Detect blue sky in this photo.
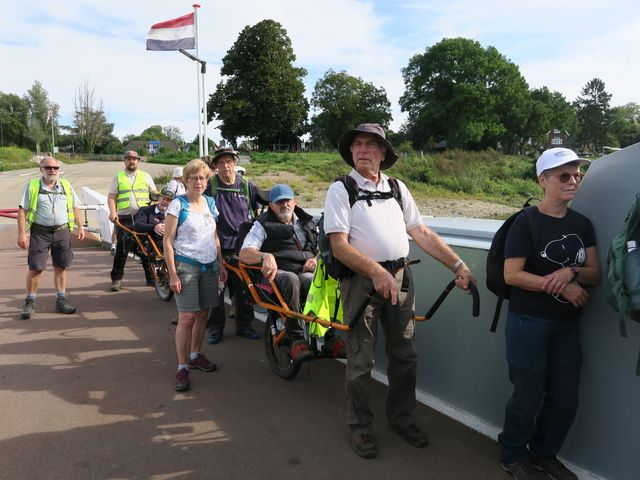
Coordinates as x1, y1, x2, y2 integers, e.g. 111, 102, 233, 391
1, 0, 638, 145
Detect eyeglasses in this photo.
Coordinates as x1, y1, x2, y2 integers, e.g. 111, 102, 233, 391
551, 172, 582, 183
188, 176, 207, 183
42, 166, 60, 171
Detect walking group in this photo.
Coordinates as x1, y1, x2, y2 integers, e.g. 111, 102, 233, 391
16, 124, 600, 480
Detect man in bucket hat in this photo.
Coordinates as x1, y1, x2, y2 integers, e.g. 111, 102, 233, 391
323, 123, 477, 459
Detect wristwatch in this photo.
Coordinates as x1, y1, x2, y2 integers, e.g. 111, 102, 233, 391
451, 258, 464, 272
570, 266, 580, 282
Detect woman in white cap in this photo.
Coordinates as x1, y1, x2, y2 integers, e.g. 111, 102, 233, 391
167, 166, 186, 196
499, 147, 601, 480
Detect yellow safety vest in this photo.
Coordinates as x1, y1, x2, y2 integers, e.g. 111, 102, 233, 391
303, 258, 344, 337
116, 170, 150, 211
26, 178, 75, 231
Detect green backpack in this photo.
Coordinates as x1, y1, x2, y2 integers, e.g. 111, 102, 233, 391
607, 193, 640, 373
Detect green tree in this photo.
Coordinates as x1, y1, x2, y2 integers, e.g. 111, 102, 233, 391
574, 78, 612, 154
139, 125, 165, 140
0, 92, 30, 147
400, 38, 529, 151
609, 102, 640, 148
25, 81, 58, 154
162, 125, 184, 146
207, 19, 309, 150
525, 87, 576, 150
309, 69, 392, 148
72, 81, 110, 154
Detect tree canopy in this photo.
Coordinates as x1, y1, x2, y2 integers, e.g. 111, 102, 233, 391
309, 69, 392, 148
574, 78, 613, 153
400, 37, 529, 151
207, 19, 308, 150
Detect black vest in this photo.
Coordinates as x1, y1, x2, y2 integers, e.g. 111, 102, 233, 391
257, 206, 318, 273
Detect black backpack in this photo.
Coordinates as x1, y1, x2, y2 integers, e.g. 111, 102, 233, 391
318, 175, 403, 280
486, 198, 540, 332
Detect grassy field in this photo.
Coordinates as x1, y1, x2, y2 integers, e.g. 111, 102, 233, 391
247, 149, 543, 208
0, 147, 36, 171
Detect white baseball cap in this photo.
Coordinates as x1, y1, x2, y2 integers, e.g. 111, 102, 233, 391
536, 148, 590, 176
172, 166, 183, 178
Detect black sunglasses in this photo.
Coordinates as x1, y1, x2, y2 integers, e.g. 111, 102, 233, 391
551, 172, 582, 183
42, 166, 60, 171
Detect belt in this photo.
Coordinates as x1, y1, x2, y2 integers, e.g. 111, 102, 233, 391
175, 254, 219, 273
31, 223, 68, 232
379, 257, 406, 271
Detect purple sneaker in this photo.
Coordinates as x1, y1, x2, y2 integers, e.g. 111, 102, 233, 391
175, 368, 190, 392
188, 353, 217, 372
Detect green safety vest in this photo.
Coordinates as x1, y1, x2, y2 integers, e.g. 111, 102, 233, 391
26, 178, 75, 231
116, 170, 150, 211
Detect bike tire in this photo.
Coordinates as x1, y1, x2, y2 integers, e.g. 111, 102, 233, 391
264, 314, 301, 380
153, 261, 174, 302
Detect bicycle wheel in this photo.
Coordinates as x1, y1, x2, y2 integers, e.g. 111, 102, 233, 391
153, 260, 174, 302
264, 313, 301, 380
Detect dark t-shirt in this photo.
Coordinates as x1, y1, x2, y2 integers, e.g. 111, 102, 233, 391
205, 176, 260, 252
505, 207, 596, 321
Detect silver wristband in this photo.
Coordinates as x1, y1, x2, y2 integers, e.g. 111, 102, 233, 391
451, 258, 464, 272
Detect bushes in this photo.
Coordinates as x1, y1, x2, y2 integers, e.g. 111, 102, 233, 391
0, 147, 35, 171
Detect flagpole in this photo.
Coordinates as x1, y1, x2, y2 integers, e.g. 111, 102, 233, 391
192, 5, 203, 156
193, 4, 206, 157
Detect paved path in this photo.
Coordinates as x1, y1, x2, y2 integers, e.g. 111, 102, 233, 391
0, 237, 502, 480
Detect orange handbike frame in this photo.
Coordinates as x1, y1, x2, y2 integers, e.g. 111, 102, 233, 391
223, 258, 480, 349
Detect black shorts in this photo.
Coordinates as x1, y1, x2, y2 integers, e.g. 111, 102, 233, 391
28, 226, 73, 271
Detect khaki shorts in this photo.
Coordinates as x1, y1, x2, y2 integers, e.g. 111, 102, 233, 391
174, 261, 219, 312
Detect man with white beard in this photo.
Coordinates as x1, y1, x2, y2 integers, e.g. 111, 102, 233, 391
239, 184, 318, 362
17, 155, 86, 319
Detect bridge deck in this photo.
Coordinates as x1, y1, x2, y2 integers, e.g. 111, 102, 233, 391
0, 226, 500, 479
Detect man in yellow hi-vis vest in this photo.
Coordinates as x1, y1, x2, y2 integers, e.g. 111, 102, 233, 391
17, 156, 86, 319
107, 150, 156, 291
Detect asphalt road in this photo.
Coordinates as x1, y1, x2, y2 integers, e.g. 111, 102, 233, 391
0, 160, 176, 226
0, 245, 501, 480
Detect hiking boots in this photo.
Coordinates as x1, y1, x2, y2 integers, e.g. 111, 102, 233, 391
175, 368, 190, 392
393, 423, 429, 448
188, 354, 217, 372
236, 327, 261, 340
501, 458, 548, 480
21, 298, 35, 320
111, 279, 122, 291
529, 453, 578, 480
350, 433, 377, 459
290, 339, 311, 363
55, 296, 76, 314
322, 335, 346, 358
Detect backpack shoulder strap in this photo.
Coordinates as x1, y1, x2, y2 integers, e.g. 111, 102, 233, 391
205, 195, 217, 218
336, 175, 359, 208
241, 176, 255, 218
176, 195, 190, 227
209, 177, 218, 197
387, 176, 403, 211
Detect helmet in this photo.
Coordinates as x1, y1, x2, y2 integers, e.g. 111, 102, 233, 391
159, 186, 177, 200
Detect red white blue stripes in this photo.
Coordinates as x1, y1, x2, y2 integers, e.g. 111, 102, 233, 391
146, 13, 195, 51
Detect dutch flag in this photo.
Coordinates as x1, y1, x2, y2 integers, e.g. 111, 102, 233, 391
146, 13, 195, 51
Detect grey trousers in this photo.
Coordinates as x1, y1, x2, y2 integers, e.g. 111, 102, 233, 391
275, 270, 313, 337
341, 269, 418, 435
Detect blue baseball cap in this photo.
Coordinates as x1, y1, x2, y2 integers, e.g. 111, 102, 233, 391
269, 184, 295, 203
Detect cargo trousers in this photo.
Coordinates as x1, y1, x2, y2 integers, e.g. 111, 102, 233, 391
341, 268, 418, 435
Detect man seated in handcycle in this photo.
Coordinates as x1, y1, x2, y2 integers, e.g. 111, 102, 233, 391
239, 184, 343, 362
133, 186, 175, 255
